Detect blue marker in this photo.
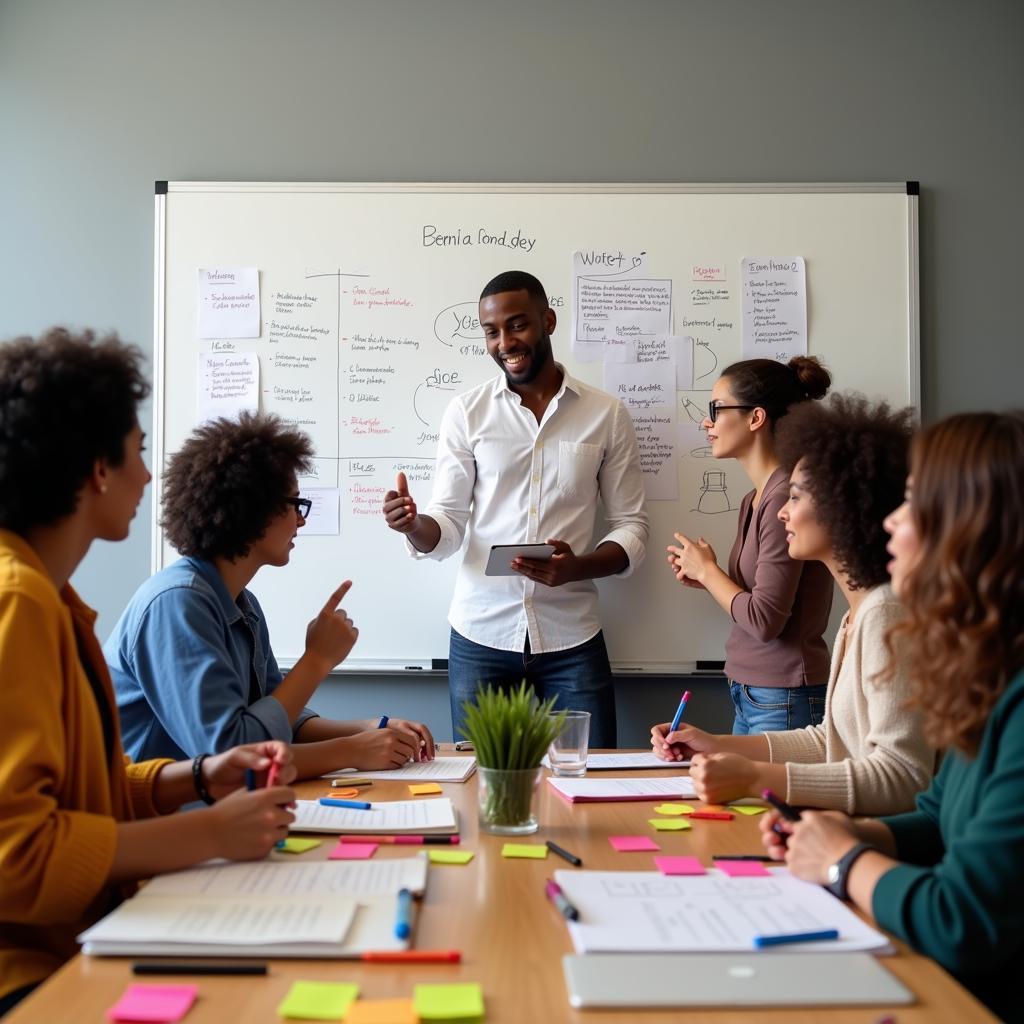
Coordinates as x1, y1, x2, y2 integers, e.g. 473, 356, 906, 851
669, 690, 692, 733
394, 887, 414, 940
753, 928, 839, 948
319, 797, 372, 810
377, 715, 389, 729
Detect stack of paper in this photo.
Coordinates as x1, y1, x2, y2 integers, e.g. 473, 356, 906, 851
80, 858, 428, 958
325, 756, 477, 782
554, 868, 891, 954
548, 776, 696, 803
543, 752, 691, 770
291, 798, 458, 834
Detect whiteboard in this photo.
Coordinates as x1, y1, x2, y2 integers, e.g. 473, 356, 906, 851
153, 182, 918, 672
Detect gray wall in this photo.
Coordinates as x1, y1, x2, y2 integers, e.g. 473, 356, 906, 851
2, 0, 1022, 741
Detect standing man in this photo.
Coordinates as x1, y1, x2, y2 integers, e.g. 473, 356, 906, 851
383, 271, 648, 745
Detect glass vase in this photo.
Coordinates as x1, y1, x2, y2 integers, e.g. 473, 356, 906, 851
477, 766, 544, 835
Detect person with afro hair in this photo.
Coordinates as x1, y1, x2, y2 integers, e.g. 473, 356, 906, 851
653, 394, 938, 816
105, 412, 435, 778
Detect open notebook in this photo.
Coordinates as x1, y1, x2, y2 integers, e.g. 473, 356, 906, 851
325, 756, 477, 783
80, 857, 428, 958
548, 776, 696, 803
290, 798, 458, 834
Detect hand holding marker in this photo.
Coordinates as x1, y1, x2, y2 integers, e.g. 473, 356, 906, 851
670, 690, 692, 733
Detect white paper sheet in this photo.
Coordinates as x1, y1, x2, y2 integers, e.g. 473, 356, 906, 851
548, 776, 696, 802
325, 756, 476, 782
81, 895, 355, 945
741, 257, 807, 362
298, 487, 341, 536
635, 334, 694, 391
631, 412, 678, 501
603, 362, 675, 415
141, 858, 428, 899
571, 250, 672, 362
197, 351, 259, 424
197, 267, 261, 339
545, 752, 693, 770
291, 798, 457, 833
557, 868, 891, 954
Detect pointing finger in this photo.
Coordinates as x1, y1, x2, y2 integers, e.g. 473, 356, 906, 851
323, 580, 353, 613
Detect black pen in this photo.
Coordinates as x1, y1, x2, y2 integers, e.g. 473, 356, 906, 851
712, 855, 775, 862
761, 788, 801, 822
132, 963, 268, 976
545, 840, 582, 866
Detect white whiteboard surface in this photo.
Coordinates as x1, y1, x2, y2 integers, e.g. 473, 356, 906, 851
153, 182, 918, 672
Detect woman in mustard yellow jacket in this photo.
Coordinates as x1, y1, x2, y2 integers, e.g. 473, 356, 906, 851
0, 329, 297, 1016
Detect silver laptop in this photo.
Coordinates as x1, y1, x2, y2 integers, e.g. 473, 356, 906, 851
563, 953, 915, 1008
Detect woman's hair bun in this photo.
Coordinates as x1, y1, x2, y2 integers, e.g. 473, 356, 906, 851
788, 355, 831, 401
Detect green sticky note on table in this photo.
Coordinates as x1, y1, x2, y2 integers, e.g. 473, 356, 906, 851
277, 837, 323, 854
501, 843, 547, 859
414, 982, 484, 1020
278, 980, 359, 1020
429, 849, 475, 865
730, 804, 769, 816
650, 817, 692, 831
653, 803, 695, 816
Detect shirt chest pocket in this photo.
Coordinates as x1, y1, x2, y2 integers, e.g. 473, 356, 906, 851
557, 441, 602, 499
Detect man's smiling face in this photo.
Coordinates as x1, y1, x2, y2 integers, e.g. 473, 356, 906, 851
480, 288, 555, 387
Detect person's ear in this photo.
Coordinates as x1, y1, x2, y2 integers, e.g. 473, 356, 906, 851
90, 459, 111, 495
542, 306, 556, 335
748, 407, 769, 433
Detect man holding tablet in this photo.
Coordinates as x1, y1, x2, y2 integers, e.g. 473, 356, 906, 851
382, 270, 648, 745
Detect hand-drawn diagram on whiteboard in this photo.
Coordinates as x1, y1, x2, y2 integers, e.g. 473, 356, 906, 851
692, 468, 737, 515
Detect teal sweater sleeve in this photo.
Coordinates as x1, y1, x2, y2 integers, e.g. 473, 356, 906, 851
871, 673, 1024, 978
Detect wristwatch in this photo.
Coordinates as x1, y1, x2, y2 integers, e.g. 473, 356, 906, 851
825, 842, 875, 900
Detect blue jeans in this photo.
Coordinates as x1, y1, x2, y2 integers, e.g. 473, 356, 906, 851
730, 681, 827, 735
448, 628, 617, 747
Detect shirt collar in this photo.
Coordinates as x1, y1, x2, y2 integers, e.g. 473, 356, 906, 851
184, 557, 249, 624
493, 362, 580, 403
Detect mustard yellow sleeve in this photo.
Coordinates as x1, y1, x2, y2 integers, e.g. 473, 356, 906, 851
0, 588, 118, 925
124, 756, 175, 818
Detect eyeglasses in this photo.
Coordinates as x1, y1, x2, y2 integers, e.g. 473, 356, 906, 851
707, 402, 757, 424
283, 496, 312, 519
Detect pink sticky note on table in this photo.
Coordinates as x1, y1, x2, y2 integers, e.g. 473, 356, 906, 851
328, 841, 378, 860
609, 835, 660, 852
654, 855, 706, 876
108, 983, 198, 1022
716, 859, 771, 877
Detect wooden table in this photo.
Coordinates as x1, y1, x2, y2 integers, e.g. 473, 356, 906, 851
8, 755, 996, 1023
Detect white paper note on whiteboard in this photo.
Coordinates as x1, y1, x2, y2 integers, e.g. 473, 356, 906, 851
196, 352, 259, 424
741, 257, 807, 362
197, 267, 261, 339
299, 488, 341, 536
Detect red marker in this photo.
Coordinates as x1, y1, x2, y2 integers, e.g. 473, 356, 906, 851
360, 950, 461, 963
266, 760, 280, 788
690, 810, 735, 821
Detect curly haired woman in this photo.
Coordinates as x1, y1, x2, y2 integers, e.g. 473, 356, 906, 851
653, 395, 937, 815
762, 411, 1024, 1022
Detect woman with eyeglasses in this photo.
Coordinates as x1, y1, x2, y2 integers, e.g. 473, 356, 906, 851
0, 331, 296, 1017
659, 357, 833, 735
761, 412, 1024, 1022
105, 412, 436, 778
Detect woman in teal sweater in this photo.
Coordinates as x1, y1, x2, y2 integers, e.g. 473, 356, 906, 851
760, 411, 1024, 1022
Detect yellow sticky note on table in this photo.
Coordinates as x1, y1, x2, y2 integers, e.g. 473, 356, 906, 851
501, 843, 547, 859
277, 980, 359, 1020
429, 849, 475, 865
654, 803, 695, 816
650, 817, 693, 831
409, 782, 443, 796
276, 837, 323, 854
730, 804, 769, 816
414, 982, 484, 1020
345, 998, 418, 1024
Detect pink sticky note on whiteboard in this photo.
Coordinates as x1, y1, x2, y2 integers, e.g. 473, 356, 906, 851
716, 859, 771, 877
328, 841, 379, 860
654, 855, 706, 876
609, 835, 660, 852
108, 983, 198, 1022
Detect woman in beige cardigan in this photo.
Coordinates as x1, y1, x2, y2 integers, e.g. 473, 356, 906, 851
652, 395, 936, 815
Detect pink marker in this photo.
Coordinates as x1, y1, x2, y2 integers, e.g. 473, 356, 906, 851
669, 690, 692, 732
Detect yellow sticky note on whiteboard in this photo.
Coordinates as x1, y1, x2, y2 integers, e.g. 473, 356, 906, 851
409, 782, 443, 796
